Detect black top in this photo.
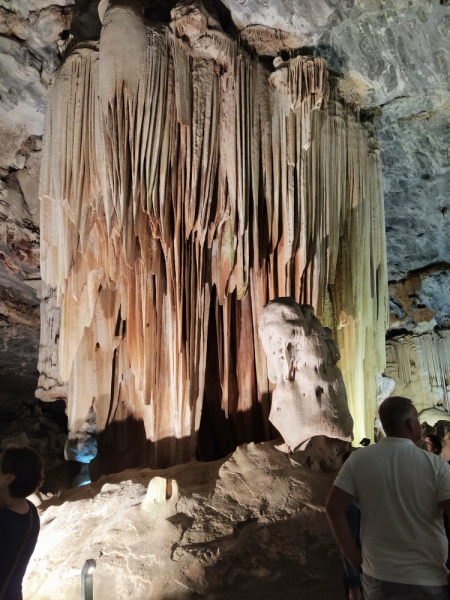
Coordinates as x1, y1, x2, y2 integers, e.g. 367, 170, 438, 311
0, 501, 40, 600
341, 498, 361, 593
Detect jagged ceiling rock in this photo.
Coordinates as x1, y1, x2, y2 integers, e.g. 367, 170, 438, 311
224, 0, 450, 106
219, 1, 450, 287
0, 0, 72, 15
320, 0, 450, 105
222, 0, 337, 48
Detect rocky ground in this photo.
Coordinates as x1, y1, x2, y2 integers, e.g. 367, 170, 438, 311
24, 440, 345, 600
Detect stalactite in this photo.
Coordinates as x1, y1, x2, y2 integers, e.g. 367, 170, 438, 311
385, 331, 450, 414
39, 0, 388, 474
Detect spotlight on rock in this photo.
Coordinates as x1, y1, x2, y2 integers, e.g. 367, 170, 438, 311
81, 559, 96, 600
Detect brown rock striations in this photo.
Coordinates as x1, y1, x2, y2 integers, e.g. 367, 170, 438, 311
39, 0, 387, 475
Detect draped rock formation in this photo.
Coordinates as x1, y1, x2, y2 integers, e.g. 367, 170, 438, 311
38, 0, 388, 475
385, 330, 450, 415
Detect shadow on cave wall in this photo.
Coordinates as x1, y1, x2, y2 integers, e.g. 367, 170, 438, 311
90, 404, 276, 483
67, 0, 102, 42
65, 0, 238, 43
197, 286, 275, 462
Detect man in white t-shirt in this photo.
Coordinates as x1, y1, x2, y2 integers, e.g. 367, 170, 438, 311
326, 396, 450, 600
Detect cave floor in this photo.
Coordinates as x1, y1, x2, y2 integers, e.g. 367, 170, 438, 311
202, 548, 344, 600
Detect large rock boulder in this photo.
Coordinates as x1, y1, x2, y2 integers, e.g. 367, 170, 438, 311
24, 441, 341, 600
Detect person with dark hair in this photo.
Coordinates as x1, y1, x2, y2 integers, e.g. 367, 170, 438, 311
0, 445, 43, 600
424, 434, 444, 456
339, 451, 362, 600
423, 434, 450, 570
326, 396, 450, 600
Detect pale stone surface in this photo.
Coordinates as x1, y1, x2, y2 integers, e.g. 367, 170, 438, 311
259, 298, 354, 450
35, 284, 67, 403
37, 0, 385, 473
374, 373, 396, 436
418, 406, 450, 427
24, 441, 342, 600
385, 329, 450, 413
0, 0, 448, 470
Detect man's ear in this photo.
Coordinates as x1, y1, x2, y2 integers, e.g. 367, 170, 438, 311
405, 417, 415, 430
4, 473, 15, 486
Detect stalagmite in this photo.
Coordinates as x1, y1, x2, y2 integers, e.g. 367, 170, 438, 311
259, 298, 353, 451
38, 0, 388, 475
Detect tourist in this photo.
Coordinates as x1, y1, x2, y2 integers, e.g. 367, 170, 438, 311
0, 445, 43, 600
339, 451, 362, 600
326, 396, 450, 600
342, 497, 362, 600
424, 434, 443, 456
423, 433, 450, 570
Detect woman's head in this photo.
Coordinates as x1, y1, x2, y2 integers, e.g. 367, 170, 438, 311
0, 445, 44, 498
423, 434, 442, 456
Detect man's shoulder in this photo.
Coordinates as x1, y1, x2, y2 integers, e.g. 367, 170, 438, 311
350, 440, 426, 464
355, 441, 448, 468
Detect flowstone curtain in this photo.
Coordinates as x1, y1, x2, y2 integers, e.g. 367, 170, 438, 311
39, 0, 388, 474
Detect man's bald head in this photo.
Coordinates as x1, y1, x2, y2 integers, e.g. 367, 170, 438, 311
379, 396, 420, 439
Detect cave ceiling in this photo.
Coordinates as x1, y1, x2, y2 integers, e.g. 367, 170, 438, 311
0, 0, 449, 406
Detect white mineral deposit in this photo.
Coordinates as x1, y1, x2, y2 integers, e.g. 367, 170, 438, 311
1, 0, 449, 598
38, 0, 387, 474
259, 297, 353, 450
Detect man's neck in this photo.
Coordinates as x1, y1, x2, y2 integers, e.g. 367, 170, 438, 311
3, 496, 29, 514
386, 433, 415, 442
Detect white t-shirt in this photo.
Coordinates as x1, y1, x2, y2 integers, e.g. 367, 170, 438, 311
334, 437, 450, 586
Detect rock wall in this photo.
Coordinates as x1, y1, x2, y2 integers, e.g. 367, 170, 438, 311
0, 1, 74, 476
1, 0, 449, 467
385, 267, 450, 418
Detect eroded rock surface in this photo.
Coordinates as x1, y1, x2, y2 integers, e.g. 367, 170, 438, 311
24, 441, 342, 600
259, 298, 353, 450
0, 0, 449, 469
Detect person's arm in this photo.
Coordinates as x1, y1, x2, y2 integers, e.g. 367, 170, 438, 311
341, 501, 362, 596
440, 498, 450, 518
348, 587, 363, 600
326, 485, 362, 572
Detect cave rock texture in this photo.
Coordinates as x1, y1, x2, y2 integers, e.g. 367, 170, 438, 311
23, 441, 342, 600
37, 0, 387, 471
38, 0, 388, 474
3, 0, 448, 468
259, 298, 353, 450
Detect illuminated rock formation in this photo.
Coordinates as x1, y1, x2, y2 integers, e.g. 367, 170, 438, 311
385, 268, 450, 421
38, 0, 387, 474
259, 298, 353, 451
385, 330, 450, 415
24, 441, 342, 600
